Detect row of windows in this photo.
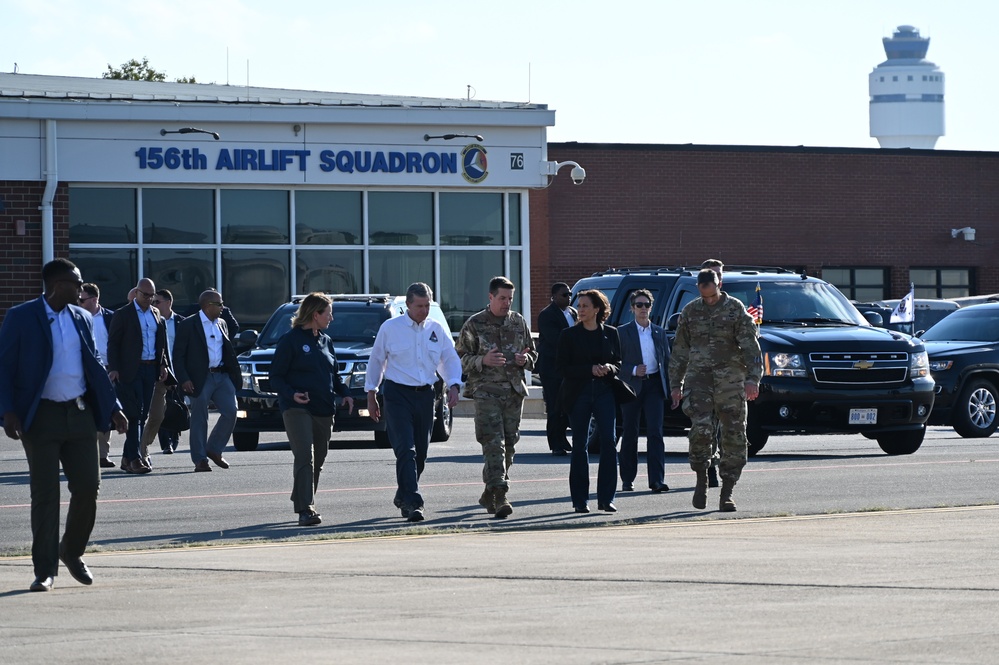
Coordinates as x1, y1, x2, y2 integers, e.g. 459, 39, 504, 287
877, 75, 942, 83
823, 267, 972, 301
68, 187, 525, 330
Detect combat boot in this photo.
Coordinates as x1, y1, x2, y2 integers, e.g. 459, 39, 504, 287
692, 468, 708, 510
478, 487, 496, 515
719, 479, 737, 512
493, 487, 513, 518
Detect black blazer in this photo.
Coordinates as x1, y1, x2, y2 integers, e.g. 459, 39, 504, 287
618, 320, 670, 395
537, 302, 577, 379
173, 314, 241, 397
107, 302, 169, 383
555, 323, 621, 413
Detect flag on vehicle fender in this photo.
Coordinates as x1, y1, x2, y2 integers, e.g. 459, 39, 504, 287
891, 284, 915, 324
747, 282, 763, 324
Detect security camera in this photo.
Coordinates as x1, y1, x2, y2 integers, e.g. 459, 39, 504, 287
570, 165, 586, 185
951, 227, 977, 242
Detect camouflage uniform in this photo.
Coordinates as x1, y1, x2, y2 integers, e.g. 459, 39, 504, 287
456, 310, 537, 492
668, 292, 763, 482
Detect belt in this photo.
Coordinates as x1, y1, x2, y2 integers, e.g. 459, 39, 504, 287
140, 360, 158, 365
387, 379, 433, 392
41, 396, 86, 410
209, 365, 227, 373
642, 372, 660, 381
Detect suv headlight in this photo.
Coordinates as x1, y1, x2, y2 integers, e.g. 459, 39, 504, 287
349, 362, 367, 390
911, 351, 930, 378
928, 358, 953, 372
765, 352, 807, 378
240, 363, 253, 390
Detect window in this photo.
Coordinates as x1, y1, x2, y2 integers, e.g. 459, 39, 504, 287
369, 249, 433, 296
69, 187, 136, 243
368, 192, 432, 245
221, 190, 289, 244
143, 189, 214, 244
295, 249, 361, 294
822, 267, 888, 301
295, 191, 361, 245
907, 75, 913, 81
509, 193, 522, 245
143, 249, 216, 310
892, 76, 898, 82
222, 249, 290, 324
69, 248, 136, 309
911, 268, 972, 299
439, 192, 502, 245
439, 250, 504, 331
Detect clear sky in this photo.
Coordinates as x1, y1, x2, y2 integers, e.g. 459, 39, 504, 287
5, 0, 996, 151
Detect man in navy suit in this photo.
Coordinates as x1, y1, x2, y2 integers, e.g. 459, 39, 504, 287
80, 283, 117, 468
537, 282, 577, 455
173, 289, 241, 472
0, 258, 127, 592
618, 289, 671, 493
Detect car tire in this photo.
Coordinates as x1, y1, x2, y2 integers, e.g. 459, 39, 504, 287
952, 379, 999, 438
374, 429, 390, 448
876, 427, 925, 455
747, 427, 769, 457
430, 394, 453, 442
232, 431, 259, 451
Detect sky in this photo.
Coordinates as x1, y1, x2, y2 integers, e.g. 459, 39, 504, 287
4, 0, 998, 152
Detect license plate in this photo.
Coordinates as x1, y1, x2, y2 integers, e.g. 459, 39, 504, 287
849, 408, 878, 425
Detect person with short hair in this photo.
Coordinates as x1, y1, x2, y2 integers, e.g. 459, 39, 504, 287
80, 282, 117, 468
269, 293, 355, 526
556, 289, 622, 514
365, 282, 462, 523
669, 269, 762, 512
0, 258, 127, 592
456, 276, 537, 518
140, 289, 186, 456
537, 282, 576, 455
173, 289, 242, 472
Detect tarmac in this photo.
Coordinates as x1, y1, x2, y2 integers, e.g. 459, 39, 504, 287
3, 504, 998, 664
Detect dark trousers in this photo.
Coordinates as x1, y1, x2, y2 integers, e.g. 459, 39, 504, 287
20, 400, 100, 578
383, 381, 435, 511
283, 407, 333, 514
568, 380, 618, 507
541, 372, 570, 451
158, 427, 180, 451
619, 376, 666, 488
116, 363, 158, 461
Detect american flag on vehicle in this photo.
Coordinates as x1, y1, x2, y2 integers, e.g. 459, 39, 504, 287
747, 282, 763, 324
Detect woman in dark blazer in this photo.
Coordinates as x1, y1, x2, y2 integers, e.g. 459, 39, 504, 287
269, 293, 354, 526
556, 289, 622, 513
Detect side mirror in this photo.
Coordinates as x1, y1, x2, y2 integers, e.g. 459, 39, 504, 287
666, 312, 681, 331
862, 311, 884, 327
234, 329, 258, 353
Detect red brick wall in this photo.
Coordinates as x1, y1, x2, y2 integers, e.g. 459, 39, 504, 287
0, 182, 69, 325
530, 143, 999, 325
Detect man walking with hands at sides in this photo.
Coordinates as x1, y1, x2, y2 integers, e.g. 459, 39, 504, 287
537, 282, 576, 455
173, 289, 242, 473
618, 289, 671, 493
365, 282, 462, 523
669, 269, 762, 512
0, 258, 127, 592
456, 276, 537, 518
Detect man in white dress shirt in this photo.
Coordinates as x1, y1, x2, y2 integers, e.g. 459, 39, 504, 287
80, 283, 118, 468
365, 283, 462, 522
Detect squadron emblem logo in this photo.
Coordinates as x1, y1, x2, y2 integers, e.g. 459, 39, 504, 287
461, 144, 488, 183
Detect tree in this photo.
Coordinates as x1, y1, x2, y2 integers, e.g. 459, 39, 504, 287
102, 57, 197, 83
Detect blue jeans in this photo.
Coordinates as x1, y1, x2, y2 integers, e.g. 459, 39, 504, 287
619, 376, 666, 488
383, 381, 435, 511
568, 380, 618, 507
188, 373, 237, 464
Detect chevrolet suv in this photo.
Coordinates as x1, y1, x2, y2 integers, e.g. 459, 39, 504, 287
571, 266, 936, 455
232, 294, 454, 450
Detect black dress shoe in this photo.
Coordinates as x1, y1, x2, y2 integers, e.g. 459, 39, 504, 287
598, 502, 617, 513
621, 482, 635, 491
651, 483, 670, 493
99, 458, 116, 468
59, 553, 93, 586
573, 504, 590, 513
551, 448, 568, 457
407, 507, 425, 522
30, 576, 54, 592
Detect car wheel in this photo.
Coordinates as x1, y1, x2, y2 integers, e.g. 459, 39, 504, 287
232, 431, 259, 451
430, 394, 453, 442
952, 379, 999, 438
747, 427, 769, 457
876, 427, 925, 455
374, 429, 390, 448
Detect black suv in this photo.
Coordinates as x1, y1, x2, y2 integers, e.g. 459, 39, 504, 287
921, 303, 999, 438
232, 294, 454, 450
572, 267, 936, 455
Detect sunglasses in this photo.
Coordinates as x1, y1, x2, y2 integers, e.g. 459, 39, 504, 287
633, 302, 652, 308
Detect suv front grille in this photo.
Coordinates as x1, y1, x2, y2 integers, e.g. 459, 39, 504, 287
809, 352, 909, 385
247, 361, 351, 395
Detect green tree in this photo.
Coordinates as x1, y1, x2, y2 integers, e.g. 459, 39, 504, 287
102, 57, 197, 83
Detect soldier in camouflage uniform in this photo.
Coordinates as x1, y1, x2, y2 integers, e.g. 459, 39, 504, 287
456, 276, 537, 518
668, 269, 763, 512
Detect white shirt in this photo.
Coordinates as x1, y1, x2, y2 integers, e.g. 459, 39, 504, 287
92, 311, 109, 367
134, 300, 157, 361
562, 308, 575, 327
635, 321, 660, 376
162, 313, 178, 370
365, 313, 462, 391
199, 311, 224, 368
40, 301, 87, 402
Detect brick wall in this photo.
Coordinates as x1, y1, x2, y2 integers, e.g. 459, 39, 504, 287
530, 143, 999, 325
0, 182, 69, 325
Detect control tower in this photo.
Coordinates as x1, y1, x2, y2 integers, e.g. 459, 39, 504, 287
869, 25, 945, 149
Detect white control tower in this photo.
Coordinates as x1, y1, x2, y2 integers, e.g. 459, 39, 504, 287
869, 25, 945, 149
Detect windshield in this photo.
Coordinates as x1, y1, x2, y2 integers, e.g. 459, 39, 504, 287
257, 304, 390, 347
921, 308, 999, 342
725, 280, 868, 326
